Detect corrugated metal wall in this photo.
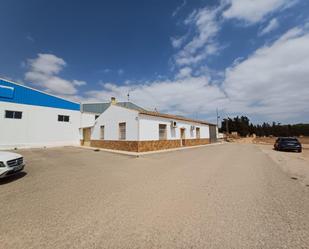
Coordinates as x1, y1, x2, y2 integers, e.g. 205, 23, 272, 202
81, 103, 110, 113
81, 102, 146, 113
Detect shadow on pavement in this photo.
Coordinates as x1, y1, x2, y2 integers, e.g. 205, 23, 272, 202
0, 172, 27, 185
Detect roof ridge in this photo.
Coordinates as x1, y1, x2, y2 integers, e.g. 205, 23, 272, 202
138, 110, 215, 126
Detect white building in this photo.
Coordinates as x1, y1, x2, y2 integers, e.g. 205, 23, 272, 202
81, 98, 217, 152
0, 78, 84, 149
0, 78, 217, 152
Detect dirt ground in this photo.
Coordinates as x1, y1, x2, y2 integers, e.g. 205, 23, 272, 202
232, 136, 309, 186
257, 144, 309, 186
1, 144, 309, 249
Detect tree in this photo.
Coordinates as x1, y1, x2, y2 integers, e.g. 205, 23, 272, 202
220, 116, 309, 137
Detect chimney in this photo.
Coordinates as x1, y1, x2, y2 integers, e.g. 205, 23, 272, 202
111, 97, 117, 105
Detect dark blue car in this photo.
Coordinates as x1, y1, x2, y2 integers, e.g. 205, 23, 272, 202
274, 137, 302, 153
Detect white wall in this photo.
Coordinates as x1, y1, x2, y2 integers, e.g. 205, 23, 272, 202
80, 112, 96, 128
91, 105, 139, 140
79, 112, 97, 140
138, 114, 209, 141
0, 101, 81, 149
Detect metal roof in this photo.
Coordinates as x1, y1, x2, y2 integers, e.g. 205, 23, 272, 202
81, 102, 146, 114
0, 78, 80, 111
116, 102, 146, 112
81, 103, 111, 114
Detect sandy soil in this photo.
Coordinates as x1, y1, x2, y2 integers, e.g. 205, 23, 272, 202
232, 136, 309, 186
1, 144, 309, 249
257, 144, 309, 186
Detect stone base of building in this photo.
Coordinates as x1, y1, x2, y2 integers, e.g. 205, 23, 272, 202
82, 139, 210, 152
137, 140, 181, 152
90, 140, 138, 152
182, 138, 210, 147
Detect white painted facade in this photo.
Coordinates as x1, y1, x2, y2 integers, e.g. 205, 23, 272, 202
0, 102, 82, 149
90, 105, 139, 140
0, 80, 213, 149
138, 114, 209, 141
90, 105, 210, 141
80, 112, 97, 128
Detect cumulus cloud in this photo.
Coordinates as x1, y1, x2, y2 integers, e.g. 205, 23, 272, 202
176, 67, 192, 79
223, 0, 296, 24
224, 26, 309, 121
85, 25, 309, 123
85, 77, 227, 116
25, 54, 86, 95
259, 18, 279, 36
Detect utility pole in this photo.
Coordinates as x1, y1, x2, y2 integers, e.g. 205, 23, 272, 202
216, 108, 220, 128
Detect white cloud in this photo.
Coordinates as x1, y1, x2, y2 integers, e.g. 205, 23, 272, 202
85, 25, 309, 123
25, 53, 86, 95
173, 4, 224, 67
85, 77, 227, 116
224, 26, 309, 121
171, 36, 186, 49
28, 54, 65, 74
259, 18, 279, 36
172, 0, 187, 17
73, 80, 87, 86
176, 67, 192, 79
223, 0, 296, 24
171, 0, 298, 69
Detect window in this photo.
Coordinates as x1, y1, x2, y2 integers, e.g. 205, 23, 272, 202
196, 127, 200, 139
159, 124, 167, 140
5, 110, 22, 119
119, 122, 126, 140
100, 125, 105, 140
58, 115, 70, 122
95, 115, 100, 120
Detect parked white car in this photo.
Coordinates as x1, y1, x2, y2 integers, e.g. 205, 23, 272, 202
0, 151, 25, 178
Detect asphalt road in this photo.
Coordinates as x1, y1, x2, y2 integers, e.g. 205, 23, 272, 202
1, 144, 309, 249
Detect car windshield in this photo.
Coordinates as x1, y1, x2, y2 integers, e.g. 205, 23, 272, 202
281, 138, 298, 142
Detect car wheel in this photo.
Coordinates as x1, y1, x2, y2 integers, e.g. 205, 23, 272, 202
298, 149, 302, 153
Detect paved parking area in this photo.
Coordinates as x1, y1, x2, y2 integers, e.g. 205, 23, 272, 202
1, 144, 309, 249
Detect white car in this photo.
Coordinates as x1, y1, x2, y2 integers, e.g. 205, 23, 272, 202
0, 151, 25, 179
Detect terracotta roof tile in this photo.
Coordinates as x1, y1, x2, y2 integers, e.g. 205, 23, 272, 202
139, 110, 215, 126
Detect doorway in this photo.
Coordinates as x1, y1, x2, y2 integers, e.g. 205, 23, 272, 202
209, 125, 217, 143
180, 128, 186, 146
83, 128, 91, 146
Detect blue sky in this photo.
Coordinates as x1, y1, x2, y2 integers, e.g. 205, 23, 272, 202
1, 0, 309, 124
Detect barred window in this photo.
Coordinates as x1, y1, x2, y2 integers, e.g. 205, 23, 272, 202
119, 122, 126, 140
159, 124, 167, 140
